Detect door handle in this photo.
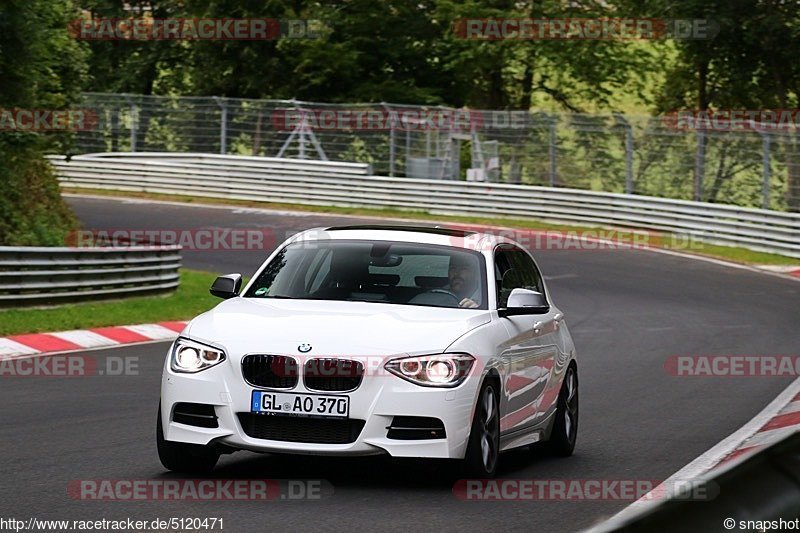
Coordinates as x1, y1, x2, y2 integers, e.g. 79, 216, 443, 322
534, 313, 563, 334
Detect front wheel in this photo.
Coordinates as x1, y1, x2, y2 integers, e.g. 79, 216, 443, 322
464, 381, 500, 477
545, 364, 578, 456
156, 403, 220, 474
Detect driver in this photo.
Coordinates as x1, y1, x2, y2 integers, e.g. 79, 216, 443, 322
448, 254, 480, 308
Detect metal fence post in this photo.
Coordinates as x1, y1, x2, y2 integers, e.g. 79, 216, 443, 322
548, 116, 558, 186
761, 132, 771, 209
614, 113, 634, 194
123, 94, 137, 152
383, 102, 396, 176
213, 96, 227, 155
625, 125, 634, 194
694, 130, 706, 201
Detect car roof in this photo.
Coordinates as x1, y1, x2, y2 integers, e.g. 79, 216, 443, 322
326, 224, 477, 237
290, 224, 517, 251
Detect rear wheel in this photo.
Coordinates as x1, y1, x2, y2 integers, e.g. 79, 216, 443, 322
156, 403, 220, 474
545, 364, 578, 456
464, 381, 500, 477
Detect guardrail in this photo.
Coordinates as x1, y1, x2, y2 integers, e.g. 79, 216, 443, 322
0, 245, 182, 306
49, 153, 800, 258
80, 152, 373, 175
588, 431, 800, 531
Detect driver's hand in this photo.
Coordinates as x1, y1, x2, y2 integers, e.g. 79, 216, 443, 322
459, 297, 479, 308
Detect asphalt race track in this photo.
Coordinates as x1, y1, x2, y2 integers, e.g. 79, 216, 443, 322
2, 195, 798, 532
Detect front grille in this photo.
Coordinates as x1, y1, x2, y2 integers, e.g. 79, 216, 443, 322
386, 416, 446, 440
237, 413, 366, 444
172, 402, 218, 428
241, 354, 298, 389
304, 358, 364, 392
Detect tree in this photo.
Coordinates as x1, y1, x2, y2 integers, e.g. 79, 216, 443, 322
641, 0, 800, 210
0, 0, 87, 245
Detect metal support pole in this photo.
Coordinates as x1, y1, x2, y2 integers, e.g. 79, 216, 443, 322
426, 129, 431, 160
614, 113, 634, 194
694, 130, 706, 202
383, 103, 396, 176
548, 117, 557, 186
213, 96, 227, 154
761, 133, 771, 209
296, 101, 306, 159
299, 123, 306, 159
405, 128, 411, 177
123, 94, 137, 152
625, 125, 634, 194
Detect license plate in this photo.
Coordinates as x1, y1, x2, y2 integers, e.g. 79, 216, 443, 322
250, 391, 350, 418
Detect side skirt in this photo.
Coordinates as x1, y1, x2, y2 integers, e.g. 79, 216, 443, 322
499, 410, 556, 452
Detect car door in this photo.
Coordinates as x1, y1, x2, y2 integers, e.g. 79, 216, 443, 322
495, 245, 561, 434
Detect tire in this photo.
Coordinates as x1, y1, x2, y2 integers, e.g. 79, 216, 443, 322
156, 403, 220, 474
545, 364, 578, 457
464, 381, 500, 477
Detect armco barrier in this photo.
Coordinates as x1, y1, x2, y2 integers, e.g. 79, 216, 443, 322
82, 152, 373, 176
587, 431, 800, 531
0, 245, 181, 306
49, 154, 800, 258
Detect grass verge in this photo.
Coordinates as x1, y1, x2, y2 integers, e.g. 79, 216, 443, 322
64, 187, 799, 266
0, 269, 220, 337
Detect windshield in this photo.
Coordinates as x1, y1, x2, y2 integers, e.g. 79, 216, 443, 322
244, 240, 488, 310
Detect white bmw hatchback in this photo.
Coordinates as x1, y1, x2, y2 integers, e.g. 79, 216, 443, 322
158, 225, 578, 477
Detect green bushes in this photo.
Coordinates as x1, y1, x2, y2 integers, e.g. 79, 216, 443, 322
0, 138, 77, 245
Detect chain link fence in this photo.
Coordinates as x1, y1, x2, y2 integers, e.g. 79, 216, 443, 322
70, 92, 800, 212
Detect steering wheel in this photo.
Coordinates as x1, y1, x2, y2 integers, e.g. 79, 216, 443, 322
427, 288, 462, 305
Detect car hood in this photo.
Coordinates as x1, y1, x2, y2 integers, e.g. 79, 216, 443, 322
184, 297, 491, 356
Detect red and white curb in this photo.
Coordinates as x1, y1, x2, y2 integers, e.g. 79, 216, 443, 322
601, 376, 800, 525
715, 385, 800, 466
755, 265, 800, 279
0, 321, 188, 359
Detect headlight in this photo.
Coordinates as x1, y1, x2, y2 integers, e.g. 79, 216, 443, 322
385, 353, 474, 388
170, 337, 226, 373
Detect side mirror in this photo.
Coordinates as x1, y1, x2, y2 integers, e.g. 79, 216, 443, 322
499, 288, 549, 317
210, 273, 242, 299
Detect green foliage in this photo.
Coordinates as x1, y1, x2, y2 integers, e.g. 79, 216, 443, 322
0, 138, 77, 245
0, 0, 87, 245
73, 1, 799, 118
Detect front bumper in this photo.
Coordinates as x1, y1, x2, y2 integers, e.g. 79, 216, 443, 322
160, 351, 482, 459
